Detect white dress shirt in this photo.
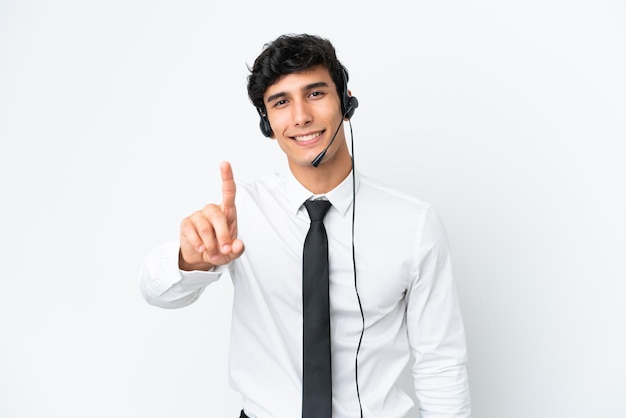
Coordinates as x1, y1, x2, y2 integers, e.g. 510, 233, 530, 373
140, 170, 471, 418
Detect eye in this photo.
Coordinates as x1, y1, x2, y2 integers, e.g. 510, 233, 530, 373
309, 91, 325, 98
273, 99, 288, 108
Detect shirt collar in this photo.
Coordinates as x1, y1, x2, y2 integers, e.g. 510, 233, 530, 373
285, 170, 361, 217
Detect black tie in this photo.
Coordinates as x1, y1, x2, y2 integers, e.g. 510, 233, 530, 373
302, 199, 333, 418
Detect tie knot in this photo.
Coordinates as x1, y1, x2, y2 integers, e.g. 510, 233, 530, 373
304, 199, 332, 222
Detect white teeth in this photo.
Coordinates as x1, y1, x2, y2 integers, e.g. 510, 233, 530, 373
294, 132, 321, 141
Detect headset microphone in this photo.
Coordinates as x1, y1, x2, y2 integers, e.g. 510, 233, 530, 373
311, 67, 358, 167
310, 119, 344, 167
310, 95, 359, 168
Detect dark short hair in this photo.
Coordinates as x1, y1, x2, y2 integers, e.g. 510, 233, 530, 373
247, 33, 348, 112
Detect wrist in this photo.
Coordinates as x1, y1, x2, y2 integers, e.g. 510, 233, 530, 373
178, 249, 214, 272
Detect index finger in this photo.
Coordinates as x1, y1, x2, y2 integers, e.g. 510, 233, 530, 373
220, 161, 236, 209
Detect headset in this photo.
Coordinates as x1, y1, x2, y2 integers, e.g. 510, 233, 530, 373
257, 66, 365, 417
256, 67, 359, 142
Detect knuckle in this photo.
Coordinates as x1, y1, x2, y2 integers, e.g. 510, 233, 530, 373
203, 203, 220, 213
197, 221, 213, 235
180, 218, 194, 235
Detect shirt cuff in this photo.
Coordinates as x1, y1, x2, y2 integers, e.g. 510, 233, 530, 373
140, 241, 224, 304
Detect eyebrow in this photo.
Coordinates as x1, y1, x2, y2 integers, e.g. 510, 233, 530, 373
266, 81, 331, 104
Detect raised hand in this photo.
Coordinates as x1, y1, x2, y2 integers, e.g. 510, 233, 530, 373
179, 161, 245, 271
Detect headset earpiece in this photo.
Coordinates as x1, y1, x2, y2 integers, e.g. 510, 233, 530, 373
341, 67, 358, 120
344, 96, 359, 120
257, 107, 272, 137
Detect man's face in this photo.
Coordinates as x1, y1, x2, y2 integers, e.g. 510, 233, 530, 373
263, 65, 346, 170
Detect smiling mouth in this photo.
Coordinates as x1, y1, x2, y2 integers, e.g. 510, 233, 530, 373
291, 131, 324, 142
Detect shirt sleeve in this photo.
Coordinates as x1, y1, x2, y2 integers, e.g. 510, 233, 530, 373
406, 207, 471, 417
139, 241, 226, 309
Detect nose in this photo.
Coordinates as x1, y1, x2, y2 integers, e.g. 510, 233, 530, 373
291, 100, 312, 127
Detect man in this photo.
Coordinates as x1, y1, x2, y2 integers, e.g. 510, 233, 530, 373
140, 33, 471, 417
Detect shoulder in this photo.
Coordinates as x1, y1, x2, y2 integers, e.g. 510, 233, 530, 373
357, 173, 448, 242
235, 173, 287, 199
358, 173, 433, 214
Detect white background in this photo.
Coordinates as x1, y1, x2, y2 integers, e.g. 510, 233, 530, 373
1, 1, 625, 417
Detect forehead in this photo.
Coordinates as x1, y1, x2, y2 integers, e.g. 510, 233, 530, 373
263, 66, 335, 99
